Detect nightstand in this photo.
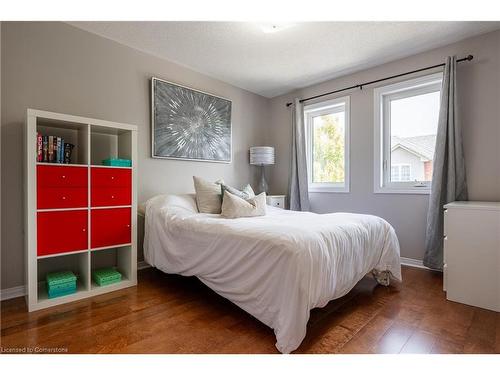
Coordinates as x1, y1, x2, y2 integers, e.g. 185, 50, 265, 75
266, 195, 286, 209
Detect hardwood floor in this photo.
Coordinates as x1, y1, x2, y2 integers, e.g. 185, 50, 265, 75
1, 266, 499, 354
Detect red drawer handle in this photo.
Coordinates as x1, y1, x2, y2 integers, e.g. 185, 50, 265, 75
61, 175, 66, 179
126, 224, 130, 228
111, 195, 115, 199
111, 176, 115, 180
82, 228, 86, 232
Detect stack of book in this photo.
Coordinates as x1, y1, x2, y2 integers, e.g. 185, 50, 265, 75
93, 268, 122, 287
46, 271, 77, 299
37, 133, 74, 164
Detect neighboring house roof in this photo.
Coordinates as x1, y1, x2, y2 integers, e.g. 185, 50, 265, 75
391, 135, 436, 161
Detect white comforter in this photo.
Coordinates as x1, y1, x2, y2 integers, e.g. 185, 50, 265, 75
144, 194, 401, 353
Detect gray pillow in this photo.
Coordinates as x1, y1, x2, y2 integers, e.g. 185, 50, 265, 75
220, 183, 255, 201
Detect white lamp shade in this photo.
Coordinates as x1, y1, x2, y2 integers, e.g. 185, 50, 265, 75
250, 146, 275, 165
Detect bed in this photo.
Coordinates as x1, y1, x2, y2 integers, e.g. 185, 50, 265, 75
143, 194, 402, 353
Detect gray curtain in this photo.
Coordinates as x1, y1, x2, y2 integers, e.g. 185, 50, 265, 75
424, 56, 468, 270
288, 98, 310, 211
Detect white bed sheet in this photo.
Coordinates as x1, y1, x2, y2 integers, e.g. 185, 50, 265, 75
144, 194, 401, 353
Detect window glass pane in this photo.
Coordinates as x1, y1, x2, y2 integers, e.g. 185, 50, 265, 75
312, 111, 345, 183
391, 166, 399, 182
401, 165, 411, 181
390, 90, 440, 183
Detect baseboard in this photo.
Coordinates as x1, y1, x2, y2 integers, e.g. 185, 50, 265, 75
0, 285, 26, 301
1, 261, 153, 302
400, 256, 427, 269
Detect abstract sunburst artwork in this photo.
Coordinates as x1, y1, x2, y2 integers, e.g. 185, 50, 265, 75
152, 78, 232, 162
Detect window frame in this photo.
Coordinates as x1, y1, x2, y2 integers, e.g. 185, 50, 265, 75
304, 96, 350, 193
373, 73, 442, 194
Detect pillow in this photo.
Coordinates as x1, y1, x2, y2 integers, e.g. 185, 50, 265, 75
221, 191, 267, 219
193, 176, 224, 214
220, 183, 255, 200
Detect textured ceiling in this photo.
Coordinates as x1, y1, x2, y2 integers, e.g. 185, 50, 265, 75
69, 22, 500, 98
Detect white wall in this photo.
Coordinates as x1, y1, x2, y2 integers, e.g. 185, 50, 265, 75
267, 29, 500, 261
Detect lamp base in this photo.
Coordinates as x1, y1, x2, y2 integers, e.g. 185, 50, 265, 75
258, 165, 269, 194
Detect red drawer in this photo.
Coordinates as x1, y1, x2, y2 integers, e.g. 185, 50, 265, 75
37, 165, 88, 188
38, 187, 88, 209
91, 187, 131, 207
37, 210, 88, 256
91, 167, 131, 188
91, 208, 131, 248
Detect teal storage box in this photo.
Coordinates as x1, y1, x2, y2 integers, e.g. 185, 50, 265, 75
46, 271, 77, 298
102, 158, 132, 167
93, 268, 122, 287
48, 285, 76, 299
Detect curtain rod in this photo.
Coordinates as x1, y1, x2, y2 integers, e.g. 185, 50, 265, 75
285, 55, 473, 107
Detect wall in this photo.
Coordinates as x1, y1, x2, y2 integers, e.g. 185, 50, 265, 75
1, 22, 270, 290
268, 29, 500, 261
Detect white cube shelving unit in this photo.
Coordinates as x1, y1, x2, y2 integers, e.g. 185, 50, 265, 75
25, 109, 138, 312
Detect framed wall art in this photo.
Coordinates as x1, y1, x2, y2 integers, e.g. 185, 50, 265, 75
151, 77, 232, 163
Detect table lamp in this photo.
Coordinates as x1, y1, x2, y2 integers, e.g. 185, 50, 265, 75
250, 146, 275, 194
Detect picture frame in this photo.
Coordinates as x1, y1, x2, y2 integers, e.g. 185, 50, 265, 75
151, 77, 232, 163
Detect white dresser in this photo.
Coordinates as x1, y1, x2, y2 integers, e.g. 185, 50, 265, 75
443, 201, 500, 312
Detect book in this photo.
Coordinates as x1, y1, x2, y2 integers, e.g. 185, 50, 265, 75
60, 139, 65, 164
64, 143, 74, 164
48, 136, 54, 162
56, 137, 62, 163
53, 137, 58, 163
42, 136, 48, 162
37, 133, 42, 162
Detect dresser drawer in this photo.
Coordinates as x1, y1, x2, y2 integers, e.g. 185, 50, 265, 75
38, 187, 88, 209
91, 167, 131, 188
37, 210, 88, 256
37, 165, 88, 188
91, 187, 131, 207
91, 207, 131, 248
266, 196, 286, 209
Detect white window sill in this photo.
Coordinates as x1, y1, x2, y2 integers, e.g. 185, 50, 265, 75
374, 187, 430, 195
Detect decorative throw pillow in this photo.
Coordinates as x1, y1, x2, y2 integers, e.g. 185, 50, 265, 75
221, 191, 267, 219
193, 176, 224, 214
220, 183, 255, 200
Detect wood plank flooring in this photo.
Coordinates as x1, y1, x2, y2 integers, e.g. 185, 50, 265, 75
1, 266, 499, 354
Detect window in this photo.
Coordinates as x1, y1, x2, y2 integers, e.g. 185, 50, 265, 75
374, 73, 442, 194
391, 164, 411, 182
304, 96, 350, 192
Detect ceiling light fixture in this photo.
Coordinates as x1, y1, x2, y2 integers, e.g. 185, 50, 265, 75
259, 23, 294, 34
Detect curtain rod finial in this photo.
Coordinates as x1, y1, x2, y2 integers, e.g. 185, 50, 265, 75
466, 54, 473, 61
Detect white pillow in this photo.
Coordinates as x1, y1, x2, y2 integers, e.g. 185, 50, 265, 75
193, 176, 223, 214
221, 191, 267, 219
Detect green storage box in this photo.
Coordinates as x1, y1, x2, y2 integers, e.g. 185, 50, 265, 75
46, 271, 77, 287
102, 158, 132, 167
46, 271, 77, 298
48, 281, 76, 292
93, 268, 122, 287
